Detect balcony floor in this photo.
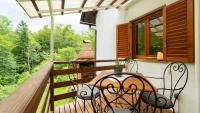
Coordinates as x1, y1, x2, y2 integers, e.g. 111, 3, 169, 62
52, 93, 173, 113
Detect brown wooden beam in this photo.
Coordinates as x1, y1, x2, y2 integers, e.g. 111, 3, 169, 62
53, 59, 126, 64
116, 0, 129, 8
0, 62, 53, 113
61, 0, 65, 15
31, 0, 42, 18
52, 65, 125, 76
54, 78, 94, 88
97, 0, 104, 7
79, 0, 87, 13
106, 0, 117, 10
121, 0, 129, 5
40, 87, 50, 113
54, 91, 77, 101
50, 70, 54, 111
110, 0, 118, 6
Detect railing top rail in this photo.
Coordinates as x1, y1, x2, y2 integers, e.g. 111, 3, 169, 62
0, 62, 53, 113
53, 59, 127, 64
52, 65, 125, 76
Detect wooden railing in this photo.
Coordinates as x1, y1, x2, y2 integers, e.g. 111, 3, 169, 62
0, 59, 126, 113
0, 62, 53, 113
50, 59, 126, 111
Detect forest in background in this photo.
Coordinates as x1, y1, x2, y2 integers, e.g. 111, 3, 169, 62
0, 15, 95, 102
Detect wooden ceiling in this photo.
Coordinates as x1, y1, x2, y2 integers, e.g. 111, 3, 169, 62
16, 0, 132, 18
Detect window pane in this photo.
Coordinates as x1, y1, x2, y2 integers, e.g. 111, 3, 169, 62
136, 22, 145, 55
149, 16, 163, 55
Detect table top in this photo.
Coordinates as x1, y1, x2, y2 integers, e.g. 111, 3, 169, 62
88, 71, 157, 92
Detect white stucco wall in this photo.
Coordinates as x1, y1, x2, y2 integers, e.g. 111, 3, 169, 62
96, 0, 199, 113
125, 0, 179, 22
96, 9, 125, 61
194, 0, 200, 112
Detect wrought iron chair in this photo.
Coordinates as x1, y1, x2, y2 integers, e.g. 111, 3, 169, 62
69, 77, 100, 113
90, 72, 157, 113
67, 62, 100, 113
141, 62, 188, 113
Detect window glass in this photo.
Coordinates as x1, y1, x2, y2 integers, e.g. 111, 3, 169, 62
136, 22, 145, 55
149, 16, 163, 55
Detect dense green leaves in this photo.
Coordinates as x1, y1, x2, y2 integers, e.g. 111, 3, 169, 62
34, 25, 51, 53
0, 16, 13, 35
12, 21, 29, 72
0, 44, 17, 85
0, 15, 95, 102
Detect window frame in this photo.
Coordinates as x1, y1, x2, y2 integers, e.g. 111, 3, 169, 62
132, 9, 164, 60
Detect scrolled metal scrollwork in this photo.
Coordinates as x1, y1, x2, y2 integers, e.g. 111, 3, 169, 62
162, 62, 188, 105
91, 72, 157, 113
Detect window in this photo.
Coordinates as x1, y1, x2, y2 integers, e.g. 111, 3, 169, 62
133, 9, 163, 59
117, 0, 194, 62
149, 16, 163, 55
136, 22, 145, 55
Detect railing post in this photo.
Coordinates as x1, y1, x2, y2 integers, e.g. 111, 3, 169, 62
50, 66, 54, 111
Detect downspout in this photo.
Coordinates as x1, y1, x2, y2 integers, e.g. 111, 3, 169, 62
48, 0, 54, 62
194, 0, 200, 113
90, 27, 97, 60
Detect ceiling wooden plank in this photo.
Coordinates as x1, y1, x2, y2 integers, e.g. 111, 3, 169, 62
106, 0, 117, 10
121, 0, 129, 5
79, 0, 87, 13
16, 1, 31, 18
61, 0, 65, 15
97, 0, 104, 7
39, 6, 117, 14
117, 0, 129, 8
110, 0, 118, 6
30, 0, 42, 18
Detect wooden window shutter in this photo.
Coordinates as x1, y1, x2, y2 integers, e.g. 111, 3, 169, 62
165, 0, 194, 62
116, 23, 132, 58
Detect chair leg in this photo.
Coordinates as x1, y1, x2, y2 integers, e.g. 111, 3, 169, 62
92, 97, 97, 113
172, 107, 176, 113
145, 105, 149, 113
115, 94, 118, 107
84, 100, 86, 112
160, 109, 163, 113
138, 100, 141, 113
74, 97, 78, 113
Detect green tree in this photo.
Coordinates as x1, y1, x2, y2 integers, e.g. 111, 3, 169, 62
12, 21, 29, 73
52, 24, 83, 54
34, 25, 50, 53
54, 47, 76, 69
28, 33, 42, 68
0, 44, 17, 86
55, 47, 76, 61
0, 16, 13, 36
82, 30, 95, 50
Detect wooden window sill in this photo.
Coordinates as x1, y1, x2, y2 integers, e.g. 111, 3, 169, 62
134, 57, 166, 63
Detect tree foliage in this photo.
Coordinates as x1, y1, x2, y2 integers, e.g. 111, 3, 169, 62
0, 15, 95, 102
12, 21, 29, 72
0, 44, 17, 86
0, 16, 13, 35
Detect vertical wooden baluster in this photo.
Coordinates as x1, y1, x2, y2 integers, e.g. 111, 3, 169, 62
50, 65, 54, 111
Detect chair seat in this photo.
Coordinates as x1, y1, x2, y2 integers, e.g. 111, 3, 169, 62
77, 86, 100, 100
141, 92, 174, 109
108, 108, 132, 113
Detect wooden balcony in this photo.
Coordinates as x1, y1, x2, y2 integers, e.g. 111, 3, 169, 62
0, 59, 125, 113
0, 59, 173, 113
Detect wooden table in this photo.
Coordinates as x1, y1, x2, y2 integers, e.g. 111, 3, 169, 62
88, 71, 157, 92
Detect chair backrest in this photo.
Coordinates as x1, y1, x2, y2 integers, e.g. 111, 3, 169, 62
162, 62, 188, 104
91, 73, 157, 113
